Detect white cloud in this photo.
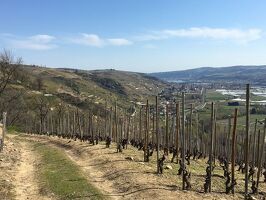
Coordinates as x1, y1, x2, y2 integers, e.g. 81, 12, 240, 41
134, 33, 168, 41
11, 41, 57, 50
1, 27, 261, 51
9, 34, 57, 50
107, 38, 132, 46
30, 34, 55, 43
70, 34, 133, 47
136, 27, 262, 43
71, 34, 105, 47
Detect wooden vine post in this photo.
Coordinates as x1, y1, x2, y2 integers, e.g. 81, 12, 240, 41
231, 108, 238, 194
252, 119, 257, 168
2, 112, 7, 144
196, 113, 199, 155
176, 102, 180, 161
91, 115, 95, 145
227, 116, 231, 159
213, 110, 217, 165
189, 103, 193, 153
115, 102, 118, 143
152, 111, 155, 144
139, 107, 142, 142
110, 107, 113, 138
1, 112, 7, 151
256, 130, 260, 170
244, 84, 250, 199
156, 96, 160, 174
209, 102, 214, 192
165, 103, 169, 155
147, 103, 150, 152
256, 118, 266, 191
144, 99, 149, 162
105, 100, 107, 138
182, 92, 186, 190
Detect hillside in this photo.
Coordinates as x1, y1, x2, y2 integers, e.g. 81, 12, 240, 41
3, 65, 170, 129
150, 65, 266, 84
21, 66, 168, 105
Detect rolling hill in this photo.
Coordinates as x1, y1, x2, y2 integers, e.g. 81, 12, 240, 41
19, 66, 168, 106
150, 65, 266, 84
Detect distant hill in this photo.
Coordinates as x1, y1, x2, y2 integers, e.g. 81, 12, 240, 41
150, 65, 266, 84
3, 64, 173, 130
15, 65, 169, 111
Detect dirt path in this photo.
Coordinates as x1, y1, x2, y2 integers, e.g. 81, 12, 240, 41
0, 135, 52, 200
64, 147, 121, 200
13, 139, 51, 200
2, 133, 265, 200
23, 134, 260, 200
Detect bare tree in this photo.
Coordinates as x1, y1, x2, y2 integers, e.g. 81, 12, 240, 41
0, 49, 22, 96
36, 76, 44, 91
34, 95, 50, 134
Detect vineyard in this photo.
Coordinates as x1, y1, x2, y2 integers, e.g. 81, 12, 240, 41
1, 83, 265, 200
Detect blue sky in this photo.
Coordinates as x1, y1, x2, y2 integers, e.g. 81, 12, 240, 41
1, 0, 266, 72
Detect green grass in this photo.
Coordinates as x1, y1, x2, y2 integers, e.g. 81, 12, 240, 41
34, 143, 106, 200
217, 114, 266, 125
206, 91, 233, 101
7, 126, 22, 134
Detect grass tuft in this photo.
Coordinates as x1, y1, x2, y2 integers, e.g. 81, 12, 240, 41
34, 143, 106, 200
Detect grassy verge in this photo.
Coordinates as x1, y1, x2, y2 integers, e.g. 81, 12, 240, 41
206, 91, 233, 101
33, 142, 106, 200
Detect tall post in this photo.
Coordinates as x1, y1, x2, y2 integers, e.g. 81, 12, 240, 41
156, 96, 160, 174
147, 104, 150, 147
227, 116, 231, 159
115, 102, 118, 143
189, 103, 193, 153
244, 84, 250, 199
139, 107, 142, 141
144, 100, 149, 162
1, 112, 7, 150
105, 100, 108, 138
91, 115, 95, 145
165, 103, 169, 155
252, 119, 257, 167
256, 118, 266, 190
231, 108, 238, 194
152, 111, 155, 144
209, 102, 214, 192
196, 113, 199, 152
67, 109, 70, 137
73, 111, 76, 138
110, 107, 113, 138
182, 92, 186, 190
255, 130, 260, 169
176, 102, 180, 160
213, 110, 217, 165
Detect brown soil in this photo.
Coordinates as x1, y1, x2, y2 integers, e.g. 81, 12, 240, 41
21, 134, 266, 200
1, 133, 265, 200
0, 135, 52, 200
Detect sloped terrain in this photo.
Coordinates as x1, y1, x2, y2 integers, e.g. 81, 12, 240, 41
16, 66, 169, 110
150, 65, 266, 84
2, 133, 264, 200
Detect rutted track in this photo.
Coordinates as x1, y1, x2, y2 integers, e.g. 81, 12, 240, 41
13, 139, 51, 200
0, 135, 52, 200
21, 134, 251, 200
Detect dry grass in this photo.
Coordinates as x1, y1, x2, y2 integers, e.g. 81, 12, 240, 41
21, 134, 266, 199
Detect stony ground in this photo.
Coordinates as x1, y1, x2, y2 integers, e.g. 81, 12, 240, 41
0, 133, 265, 200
